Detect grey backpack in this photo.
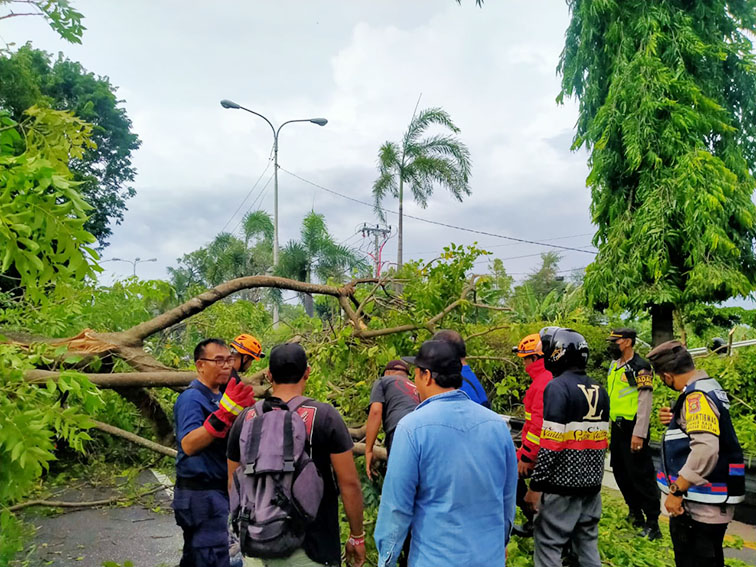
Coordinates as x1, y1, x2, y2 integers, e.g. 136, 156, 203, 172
230, 396, 324, 559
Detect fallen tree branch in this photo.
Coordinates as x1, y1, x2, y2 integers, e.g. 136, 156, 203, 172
25, 369, 268, 394
8, 484, 169, 512
466, 355, 518, 367
91, 420, 178, 458
469, 303, 513, 312
465, 325, 510, 342
352, 442, 386, 461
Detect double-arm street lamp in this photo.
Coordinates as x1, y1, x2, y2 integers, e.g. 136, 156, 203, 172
111, 257, 157, 276
220, 99, 327, 324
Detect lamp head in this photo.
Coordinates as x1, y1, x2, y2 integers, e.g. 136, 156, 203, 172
220, 99, 241, 109
309, 118, 328, 126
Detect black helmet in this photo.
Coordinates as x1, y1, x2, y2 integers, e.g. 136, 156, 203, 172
539, 326, 561, 355
544, 328, 589, 376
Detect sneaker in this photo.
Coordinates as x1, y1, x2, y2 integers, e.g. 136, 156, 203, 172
641, 522, 662, 541
512, 522, 534, 538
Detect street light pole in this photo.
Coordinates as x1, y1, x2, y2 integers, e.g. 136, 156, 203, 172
220, 99, 327, 326
111, 257, 157, 277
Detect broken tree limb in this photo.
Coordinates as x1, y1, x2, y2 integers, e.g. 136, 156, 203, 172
24, 369, 268, 394
8, 484, 169, 512
352, 442, 386, 461
128, 276, 346, 343
91, 420, 178, 458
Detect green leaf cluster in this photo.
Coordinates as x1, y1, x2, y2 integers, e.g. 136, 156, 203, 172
560, 0, 756, 316
0, 106, 99, 301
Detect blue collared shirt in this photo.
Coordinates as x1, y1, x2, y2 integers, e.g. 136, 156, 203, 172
174, 379, 228, 481
374, 389, 517, 567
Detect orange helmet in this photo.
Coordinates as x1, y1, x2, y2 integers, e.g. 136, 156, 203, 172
513, 333, 543, 358
230, 334, 265, 360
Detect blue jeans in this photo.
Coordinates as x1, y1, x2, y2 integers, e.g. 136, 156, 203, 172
173, 487, 231, 567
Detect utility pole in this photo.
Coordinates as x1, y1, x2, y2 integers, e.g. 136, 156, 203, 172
361, 224, 391, 277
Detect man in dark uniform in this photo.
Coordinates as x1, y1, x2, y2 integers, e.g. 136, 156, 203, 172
606, 328, 661, 539
173, 338, 256, 567
648, 341, 745, 567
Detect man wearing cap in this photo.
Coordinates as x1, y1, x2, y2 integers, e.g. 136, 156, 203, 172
648, 341, 745, 567
365, 359, 420, 479
227, 343, 366, 567
230, 334, 265, 380
606, 328, 661, 539
374, 340, 517, 567
511, 333, 553, 537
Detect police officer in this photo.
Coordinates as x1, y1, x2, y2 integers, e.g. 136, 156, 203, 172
648, 341, 745, 567
173, 338, 256, 567
229, 334, 265, 379
606, 328, 661, 539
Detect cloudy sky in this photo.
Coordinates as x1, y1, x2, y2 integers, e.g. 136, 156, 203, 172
5, 1, 598, 284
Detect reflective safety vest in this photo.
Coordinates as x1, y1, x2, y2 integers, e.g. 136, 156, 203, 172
658, 377, 745, 505
607, 354, 652, 421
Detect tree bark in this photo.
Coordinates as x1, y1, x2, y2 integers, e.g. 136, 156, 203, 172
113, 387, 175, 446
91, 420, 177, 457
651, 303, 675, 346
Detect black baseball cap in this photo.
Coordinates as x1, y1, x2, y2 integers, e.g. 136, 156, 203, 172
269, 343, 308, 381
402, 340, 462, 376
607, 328, 637, 342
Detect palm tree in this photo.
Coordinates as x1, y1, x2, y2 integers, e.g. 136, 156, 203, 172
372, 107, 472, 270
277, 211, 367, 316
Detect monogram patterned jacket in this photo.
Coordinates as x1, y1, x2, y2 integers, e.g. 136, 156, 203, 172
530, 369, 610, 496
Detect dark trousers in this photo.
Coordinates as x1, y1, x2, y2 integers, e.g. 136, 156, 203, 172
610, 419, 660, 521
516, 477, 535, 523
670, 515, 728, 567
173, 487, 231, 567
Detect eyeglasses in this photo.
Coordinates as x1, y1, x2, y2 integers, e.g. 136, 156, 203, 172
198, 357, 235, 366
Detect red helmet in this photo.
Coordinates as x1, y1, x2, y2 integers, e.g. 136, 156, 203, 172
230, 334, 264, 360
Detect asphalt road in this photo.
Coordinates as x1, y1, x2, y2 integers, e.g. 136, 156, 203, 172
21, 471, 181, 567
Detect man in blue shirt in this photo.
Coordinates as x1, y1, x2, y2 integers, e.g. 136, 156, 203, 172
173, 338, 255, 567
374, 340, 517, 567
433, 329, 490, 407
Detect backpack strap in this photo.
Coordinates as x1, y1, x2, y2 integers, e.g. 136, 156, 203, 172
244, 400, 266, 475
283, 410, 295, 473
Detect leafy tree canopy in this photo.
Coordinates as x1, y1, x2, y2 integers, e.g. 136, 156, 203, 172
559, 0, 756, 342
0, 44, 141, 245
0, 106, 99, 301
0, 0, 85, 45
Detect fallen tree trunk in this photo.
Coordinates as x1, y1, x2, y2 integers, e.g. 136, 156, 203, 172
25, 369, 268, 395
8, 484, 169, 512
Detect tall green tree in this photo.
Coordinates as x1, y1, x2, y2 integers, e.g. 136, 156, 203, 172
277, 211, 366, 316
559, 0, 756, 344
0, 44, 141, 245
372, 107, 471, 270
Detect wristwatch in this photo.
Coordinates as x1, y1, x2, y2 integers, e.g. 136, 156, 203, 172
669, 482, 687, 497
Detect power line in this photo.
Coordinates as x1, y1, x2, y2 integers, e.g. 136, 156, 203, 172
230, 172, 275, 236
219, 144, 274, 233
279, 167, 598, 256
405, 233, 595, 256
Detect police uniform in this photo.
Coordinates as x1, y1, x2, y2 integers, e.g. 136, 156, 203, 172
173, 379, 232, 567
607, 335, 660, 532
659, 373, 745, 566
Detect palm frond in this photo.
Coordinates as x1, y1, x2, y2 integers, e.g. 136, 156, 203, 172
275, 241, 308, 282
404, 107, 460, 146
409, 134, 472, 182
372, 171, 398, 222
242, 210, 274, 245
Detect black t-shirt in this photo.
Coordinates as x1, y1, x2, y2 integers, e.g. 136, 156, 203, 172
369, 375, 419, 452
227, 397, 354, 566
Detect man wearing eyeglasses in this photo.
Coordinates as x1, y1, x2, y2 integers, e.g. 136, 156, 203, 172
173, 338, 256, 567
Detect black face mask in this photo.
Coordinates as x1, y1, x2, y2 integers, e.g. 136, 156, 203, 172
608, 343, 622, 359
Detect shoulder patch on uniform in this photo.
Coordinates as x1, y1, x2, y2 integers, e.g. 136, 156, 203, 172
635, 368, 653, 390
684, 392, 719, 435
